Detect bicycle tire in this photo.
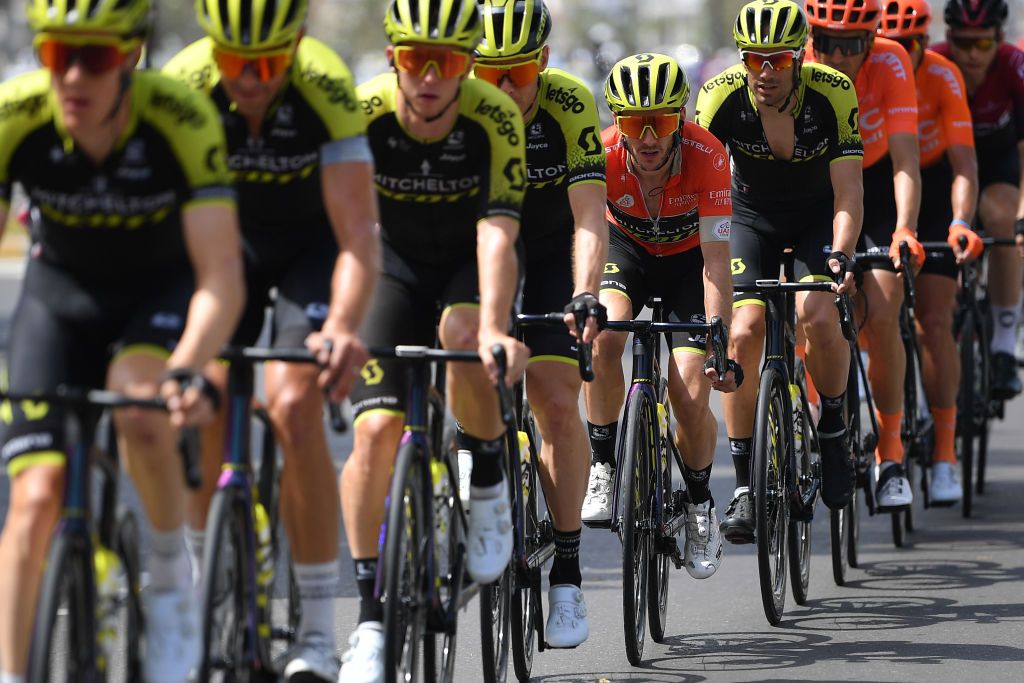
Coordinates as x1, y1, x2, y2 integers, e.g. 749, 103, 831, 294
198, 488, 252, 681
111, 508, 142, 682
829, 506, 848, 586
973, 313, 991, 496
788, 377, 813, 605
28, 533, 93, 683
958, 308, 976, 518
753, 367, 789, 626
479, 568, 511, 683
382, 440, 427, 683
511, 418, 541, 682
619, 391, 653, 665
425, 448, 463, 683
647, 424, 673, 644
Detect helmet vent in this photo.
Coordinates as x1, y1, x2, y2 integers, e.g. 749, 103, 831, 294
774, 6, 792, 42
239, 0, 253, 43
654, 61, 670, 105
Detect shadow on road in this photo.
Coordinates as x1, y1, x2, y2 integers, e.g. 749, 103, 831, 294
842, 557, 1024, 592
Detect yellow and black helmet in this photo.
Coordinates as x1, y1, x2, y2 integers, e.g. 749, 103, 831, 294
477, 0, 552, 59
604, 53, 689, 114
733, 0, 809, 51
384, 0, 483, 51
196, 0, 307, 51
27, 0, 150, 37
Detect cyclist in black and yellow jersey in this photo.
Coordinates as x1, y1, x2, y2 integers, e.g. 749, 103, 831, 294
472, 0, 608, 648
0, 2, 244, 682
164, 0, 380, 678
696, 0, 862, 543
338, 1, 528, 679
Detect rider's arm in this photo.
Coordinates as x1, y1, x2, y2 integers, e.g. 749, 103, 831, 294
1017, 140, 1024, 220
700, 237, 733, 335
569, 182, 608, 339
947, 144, 979, 224
829, 157, 863, 258
477, 214, 524, 383
889, 132, 922, 233
170, 202, 245, 372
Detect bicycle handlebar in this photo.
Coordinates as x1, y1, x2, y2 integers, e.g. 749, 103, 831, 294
514, 312, 595, 382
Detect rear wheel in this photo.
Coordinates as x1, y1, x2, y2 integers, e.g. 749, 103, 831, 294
110, 509, 142, 682
479, 568, 511, 683
511, 421, 541, 683
753, 368, 789, 626
647, 422, 673, 643
958, 309, 977, 517
619, 392, 653, 664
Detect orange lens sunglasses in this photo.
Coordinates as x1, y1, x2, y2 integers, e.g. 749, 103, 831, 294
393, 44, 471, 78
616, 113, 681, 139
740, 49, 800, 72
474, 53, 542, 87
36, 38, 129, 75
214, 45, 293, 82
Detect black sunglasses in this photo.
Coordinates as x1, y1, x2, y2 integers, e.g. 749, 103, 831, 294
813, 31, 869, 57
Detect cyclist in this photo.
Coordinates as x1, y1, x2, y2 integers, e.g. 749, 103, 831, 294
697, 0, 861, 543
0, 1, 244, 682
163, 0, 381, 678
473, 0, 607, 647
337, 0, 528, 679
805, 0, 924, 511
582, 53, 740, 580
878, 0, 980, 505
934, 0, 1024, 400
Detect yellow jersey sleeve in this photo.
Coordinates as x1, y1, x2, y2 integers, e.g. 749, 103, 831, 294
458, 79, 526, 221
0, 70, 53, 206
541, 69, 605, 188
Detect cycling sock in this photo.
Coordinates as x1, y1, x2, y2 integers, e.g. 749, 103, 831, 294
818, 392, 846, 438
795, 345, 820, 405
149, 526, 190, 592
587, 421, 617, 467
184, 526, 204, 587
683, 463, 714, 506
874, 409, 904, 465
930, 406, 957, 465
729, 438, 752, 491
354, 558, 383, 624
0, 672, 25, 683
464, 433, 505, 488
548, 527, 582, 587
990, 304, 1020, 355
295, 561, 339, 642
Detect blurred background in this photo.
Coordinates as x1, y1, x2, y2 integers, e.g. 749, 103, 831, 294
2, 1, 1022, 96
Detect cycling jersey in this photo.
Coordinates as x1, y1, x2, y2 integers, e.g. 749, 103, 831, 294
163, 37, 370, 244
695, 63, 863, 209
603, 121, 732, 257
520, 68, 605, 249
0, 69, 234, 282
359, 74, 526, 269
914, 49, 974, 169
807, 36, 918, 169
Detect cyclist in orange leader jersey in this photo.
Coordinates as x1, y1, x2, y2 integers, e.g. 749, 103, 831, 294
879, 0, 980, 506
806, 0, 923, 512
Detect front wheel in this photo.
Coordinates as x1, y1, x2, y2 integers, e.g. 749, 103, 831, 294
511, 423, 541, 682
110, 509, 143, 682
619, 392, 653, 665
788, 377, 814, 606
479, 569, 511, 683
753, 368, 789, 626
957, 309, 977, 518
647, 431, 673, 643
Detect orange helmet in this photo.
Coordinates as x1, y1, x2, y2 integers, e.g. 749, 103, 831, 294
805, 0, 882, 31
877, 0, 931, 38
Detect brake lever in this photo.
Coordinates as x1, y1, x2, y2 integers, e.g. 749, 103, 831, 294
573, 308, 595, 382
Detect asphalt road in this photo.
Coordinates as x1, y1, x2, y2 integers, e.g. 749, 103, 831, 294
1, 262, 1022, 682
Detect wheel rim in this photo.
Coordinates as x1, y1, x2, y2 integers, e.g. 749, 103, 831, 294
766, 390, 787, 605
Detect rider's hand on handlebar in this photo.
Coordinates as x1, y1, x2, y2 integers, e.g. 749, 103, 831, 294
479, 331, 529, 387
826, 251, 856, 296
948, 220, 983, 264
704, 357, 743, 393
563, 291, 607, 344
889, 227, 925, 273
160, 368, 219, 428
306, 329, 370, 403
1015, 217, 1024, 258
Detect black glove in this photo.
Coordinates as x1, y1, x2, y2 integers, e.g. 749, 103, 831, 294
161, 368, 221, 412
1015, 217, 1024, 238
826, 250, 862, 289
564, 292, 608, 329
704, 357, 744, 388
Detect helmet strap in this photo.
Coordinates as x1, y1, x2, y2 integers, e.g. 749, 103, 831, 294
777, 61, 802, 114
104, 68, 133, 124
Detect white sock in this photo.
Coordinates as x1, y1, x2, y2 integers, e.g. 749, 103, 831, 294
469, 481, 504, 500
294, 561, 339, 642
148, 527, 191, 592
991, 304, 1020, 355
1, 672, 26, 683
184, 526, 205, 587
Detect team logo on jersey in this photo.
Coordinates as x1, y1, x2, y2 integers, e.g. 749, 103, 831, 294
125, 140, 146, 164
714, 218, 731, 239
529, 122, 544, 137
445, 130, 465, 149
275, 104, 294, 126
713, 153, 727, 171
616, 194, 635, 208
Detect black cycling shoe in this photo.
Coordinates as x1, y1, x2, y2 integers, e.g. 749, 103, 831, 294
719, 491, 755, 545
991, 352, 1023, 400
820, 429, 855, 510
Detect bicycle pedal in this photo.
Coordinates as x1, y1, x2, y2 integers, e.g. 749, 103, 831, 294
928, 499, 958, 509
876, 503, 910, 514
582, 518, 612, 530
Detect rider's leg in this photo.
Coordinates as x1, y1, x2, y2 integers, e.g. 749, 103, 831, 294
916, 274, 959, 463
979, 182, 1023, 397
858, 269, 906, 465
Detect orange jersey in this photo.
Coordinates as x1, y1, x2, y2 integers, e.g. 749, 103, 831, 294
915, 49, 974, 168
808, 35, 918, 168
603, 121, 732, 257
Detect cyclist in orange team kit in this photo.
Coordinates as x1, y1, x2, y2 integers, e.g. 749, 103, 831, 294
878, 0, 980, 505
806, 0, 925, 511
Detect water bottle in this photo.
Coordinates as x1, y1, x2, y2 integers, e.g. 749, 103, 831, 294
253, 498, 274, 591
430, 460, 451, 572
790, 384, 803, 454
657, 402, 669, 438
517, 431, 532, 502
93, 543, 121, 672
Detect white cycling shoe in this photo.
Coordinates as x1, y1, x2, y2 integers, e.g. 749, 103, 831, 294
142, 587, 200, 683
683, 500, 723, 579
581, 462, 613, 522
876, 462, 913, 510
280, 631, 340, 682
466, 480, 513, 584
929, 461, 962, 506
338, 622, 384, 683
545, 584, 589, 648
